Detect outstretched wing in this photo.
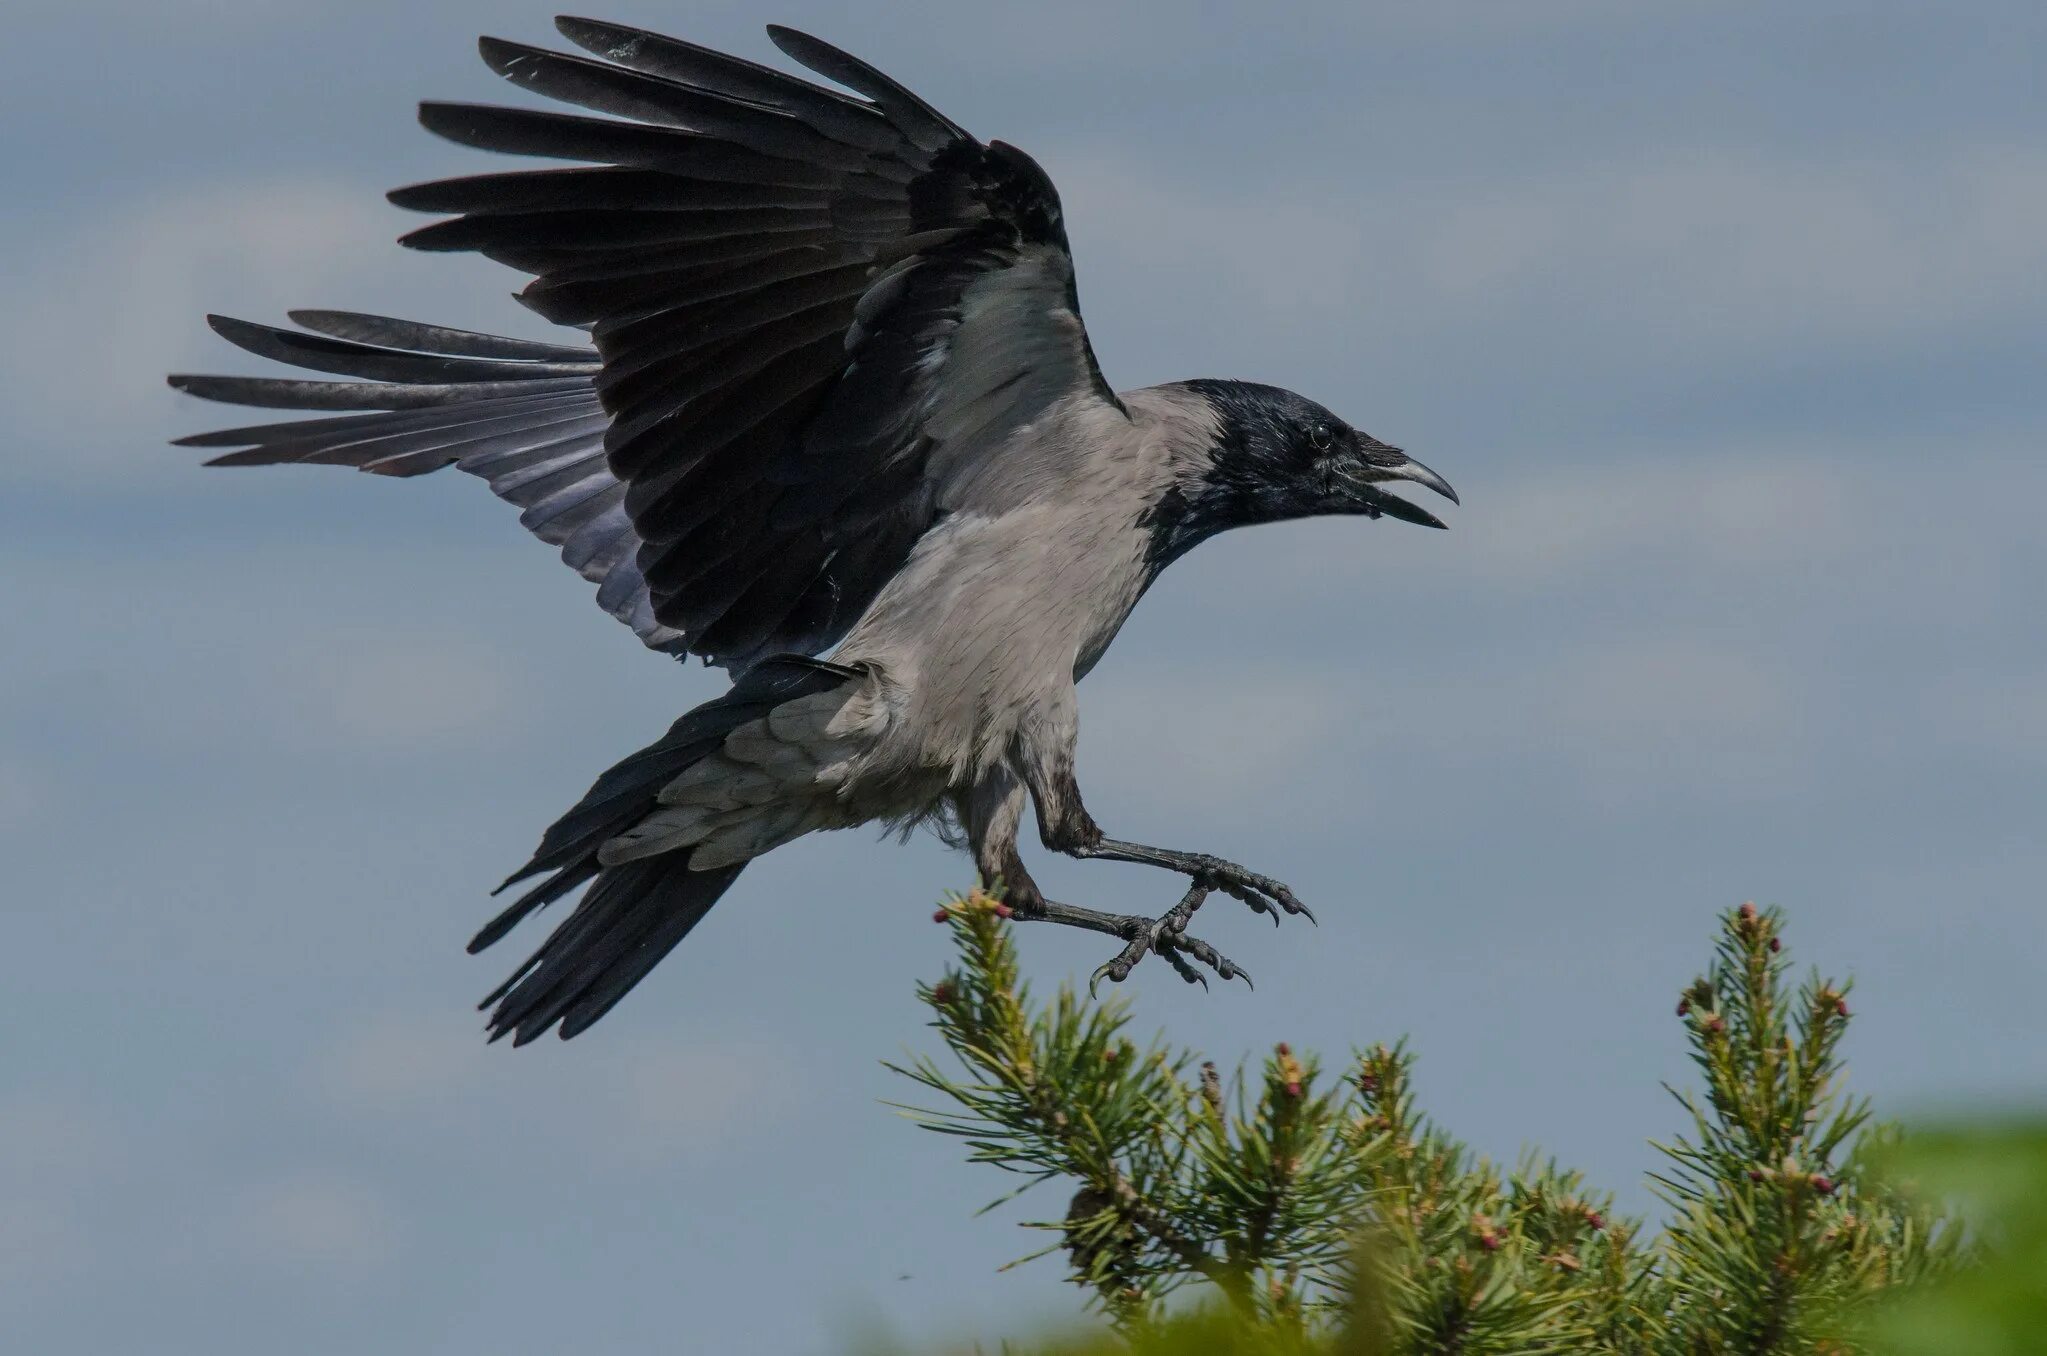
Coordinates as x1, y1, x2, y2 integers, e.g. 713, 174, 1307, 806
173, 21, 1120, 669
170, 312, 689, 653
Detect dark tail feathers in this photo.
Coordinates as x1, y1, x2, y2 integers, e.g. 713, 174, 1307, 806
474, 655, 857, 1044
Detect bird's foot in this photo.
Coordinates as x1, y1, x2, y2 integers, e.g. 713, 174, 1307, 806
1081, 838, 1314, 929
1086, 881, 1251, 997
1007, 885, 1250, 995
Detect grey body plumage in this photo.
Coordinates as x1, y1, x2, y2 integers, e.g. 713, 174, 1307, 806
169, 20, 1457, 1042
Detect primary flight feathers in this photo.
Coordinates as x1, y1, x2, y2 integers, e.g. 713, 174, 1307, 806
175, 18, 1106, 671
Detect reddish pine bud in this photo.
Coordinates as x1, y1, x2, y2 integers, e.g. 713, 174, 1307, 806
1810, 1175, 1836, 1196
1276, 1042, 1291, 1057
1835, 998, 1850, 1018
1676, 999, 1691, 1017
932, 908, 951, 923
992, 902, 1014, 919
1583, 1209, 1606, 1232
1284, 1081, 1303, 1098
1769, 936, 1782, 952
1470, 1213, 1502, 1251
1705, 1015, 1726, 1034
1739, 901, 1757, 921
931, 982, 954, 1005
1747, 1168, 1766, 1182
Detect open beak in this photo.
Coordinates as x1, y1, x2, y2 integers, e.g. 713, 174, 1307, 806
1357, 450, 1459, 529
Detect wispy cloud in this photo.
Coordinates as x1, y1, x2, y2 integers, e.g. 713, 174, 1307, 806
1063, 142, 2047, 375
2, 180, 394, 486
0, 1096, 117, 1313
202, 1173, 404, 1277
310, 1009, 804, 1167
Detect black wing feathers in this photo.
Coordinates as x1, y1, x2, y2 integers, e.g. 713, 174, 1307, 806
384, 22, 1103, 668
763, 25, 967, 151
167, 12, 1099, 659
286, 309, 597, 361
168, 312, 684, 653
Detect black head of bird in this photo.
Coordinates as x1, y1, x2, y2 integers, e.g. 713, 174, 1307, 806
1144, 380, 1459, 573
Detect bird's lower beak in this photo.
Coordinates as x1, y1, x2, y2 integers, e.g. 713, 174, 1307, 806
1355, 452, 1459, 528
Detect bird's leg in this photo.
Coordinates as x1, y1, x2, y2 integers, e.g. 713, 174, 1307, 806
1070, 838, 1314, 927
1014, 712, 1312, 930
1007, 882, 1251, 995
1033, 774, 1312, 929
961, 767, 1246, 991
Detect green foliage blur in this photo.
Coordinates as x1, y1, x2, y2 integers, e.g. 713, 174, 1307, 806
874, 895, 2042, 1354
1866, 1121, 2047, 1355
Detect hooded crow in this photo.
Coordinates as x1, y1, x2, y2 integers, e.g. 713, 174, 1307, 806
169, 20, 1458, 1042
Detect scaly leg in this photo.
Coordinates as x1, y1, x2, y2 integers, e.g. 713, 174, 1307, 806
1072, 838, 1314, 927
1008, 880, 1250, 994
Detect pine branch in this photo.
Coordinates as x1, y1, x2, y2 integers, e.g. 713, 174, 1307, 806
888, 895, 1970, 1353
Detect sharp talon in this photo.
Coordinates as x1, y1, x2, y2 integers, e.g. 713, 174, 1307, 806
1159, 944, 1206, 987
1042, 865, 1271, 996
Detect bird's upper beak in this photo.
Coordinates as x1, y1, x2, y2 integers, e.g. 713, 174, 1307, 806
1352, 443, 1459, 529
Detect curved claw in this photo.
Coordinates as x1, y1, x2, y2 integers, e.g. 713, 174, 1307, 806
1164, 933, 1251, 990
1164, 949, 1209, 989
1201, 865, 1308, 927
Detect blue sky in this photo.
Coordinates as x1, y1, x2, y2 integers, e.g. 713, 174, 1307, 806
3, 2, 2044, 1351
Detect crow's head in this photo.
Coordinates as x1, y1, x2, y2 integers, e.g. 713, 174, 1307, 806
1146, 380, 1458, 570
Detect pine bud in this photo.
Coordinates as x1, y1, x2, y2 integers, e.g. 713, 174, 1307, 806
1274, 1044, 1306, 1097
1810, 1175, 1836, 1196
1705, 1014, 1726, 1034
932, 908, 951, 923
1739, 901, 1757, 922
931, 981, 954, 1005
993, 902, 1014, 919
1676, 999, 1690, 1017
1769, 936, 1782, 952
1471, 1212, 1502, 1251
1583, 1208, 1606, 1232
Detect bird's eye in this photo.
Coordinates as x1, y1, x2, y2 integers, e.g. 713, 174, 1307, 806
1307, 423, 1333, 452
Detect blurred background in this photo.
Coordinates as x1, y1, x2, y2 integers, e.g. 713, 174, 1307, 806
3, 2, 2042, 1351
